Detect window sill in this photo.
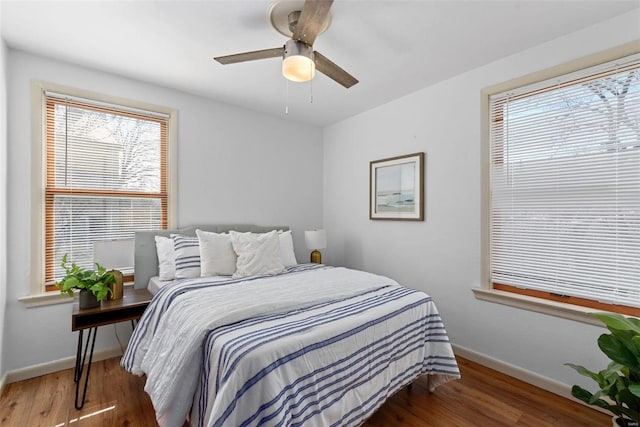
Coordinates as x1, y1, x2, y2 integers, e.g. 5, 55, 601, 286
472, 288, 607, 327
18, 282, 135, 308
18, 292, 74, 308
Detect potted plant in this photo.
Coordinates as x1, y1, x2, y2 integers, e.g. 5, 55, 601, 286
56, 254, 114, 309
566, 313, 640, 427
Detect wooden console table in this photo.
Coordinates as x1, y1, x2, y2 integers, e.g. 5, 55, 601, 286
72, 288, 152, 409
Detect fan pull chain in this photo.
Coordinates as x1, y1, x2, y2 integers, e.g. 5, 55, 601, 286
285, 79, 289, 115
309, 62, 314, 104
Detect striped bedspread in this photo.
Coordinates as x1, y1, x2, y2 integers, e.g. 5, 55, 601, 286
122, 264, 460, 427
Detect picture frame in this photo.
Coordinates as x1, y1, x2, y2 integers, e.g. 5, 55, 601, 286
370, 152, 425, 221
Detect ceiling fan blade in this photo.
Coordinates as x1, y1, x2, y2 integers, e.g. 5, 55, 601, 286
214, 47, 284, 65
314, 51, 358, 89
293, 0, 333, 46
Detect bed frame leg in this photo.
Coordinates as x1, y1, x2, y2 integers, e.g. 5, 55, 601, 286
407, 375, 432, 394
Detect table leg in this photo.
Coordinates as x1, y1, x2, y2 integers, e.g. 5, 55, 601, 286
74, 327, 97, 409
74, 329, 83, 383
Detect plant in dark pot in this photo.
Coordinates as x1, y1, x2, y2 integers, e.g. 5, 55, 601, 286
56, 254, 114, 309
566, 313, 640, 427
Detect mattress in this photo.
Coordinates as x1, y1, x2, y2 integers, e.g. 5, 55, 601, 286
146, 276, 165, 295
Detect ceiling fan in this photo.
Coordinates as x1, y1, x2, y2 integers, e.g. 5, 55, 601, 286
214, 0, 358, 89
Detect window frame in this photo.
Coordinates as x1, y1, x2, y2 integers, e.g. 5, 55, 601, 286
476, 41, 640, 325
22, 81, 177, 305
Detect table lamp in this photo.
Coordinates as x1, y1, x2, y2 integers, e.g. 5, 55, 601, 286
93, 238, 134, 300
304, 230, 327, 264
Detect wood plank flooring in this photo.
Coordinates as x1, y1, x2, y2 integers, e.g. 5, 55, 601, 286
0, 356, 610, 426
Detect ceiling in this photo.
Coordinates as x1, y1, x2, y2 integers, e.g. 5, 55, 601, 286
2, 1, 639, 127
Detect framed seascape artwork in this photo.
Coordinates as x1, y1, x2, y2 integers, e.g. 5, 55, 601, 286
370, 152, 425, 221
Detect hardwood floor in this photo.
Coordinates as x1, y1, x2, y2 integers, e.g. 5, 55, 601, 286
0, 356, 609, 426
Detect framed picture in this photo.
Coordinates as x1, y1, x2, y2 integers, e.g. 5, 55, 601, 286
370, 152, 424, 221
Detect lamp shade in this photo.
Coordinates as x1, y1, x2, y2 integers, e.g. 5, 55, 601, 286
282, 39, 315, 82
304, 230, 327, 250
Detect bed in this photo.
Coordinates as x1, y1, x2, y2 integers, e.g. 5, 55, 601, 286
122, 224, 460, 427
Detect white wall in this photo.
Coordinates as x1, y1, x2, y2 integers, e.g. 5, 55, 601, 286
4, 50, 323, 373
0, 3, 8, 382
323, 10, 640, 391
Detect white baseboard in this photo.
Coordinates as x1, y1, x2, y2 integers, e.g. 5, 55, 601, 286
451, 343, 608, 415
452, 343, 572, 399
0, 372, 7, 396
5, 346, 123, 384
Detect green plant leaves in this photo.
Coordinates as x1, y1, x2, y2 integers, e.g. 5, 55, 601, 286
595, 313, 640, 335
567, 313, 640, 422
571, 385, 620, 415
566, 363, 600, 383
103, 273, 115, 285
55, 254, 115, 302
61, 276, 80, 291
599, 334, 640, 369
94, 284, 111, 301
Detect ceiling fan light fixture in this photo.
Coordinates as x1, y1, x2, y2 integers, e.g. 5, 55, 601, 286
282, 39, 315, 82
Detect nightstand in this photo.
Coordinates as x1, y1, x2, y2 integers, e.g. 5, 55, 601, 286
72, 288, 152, 409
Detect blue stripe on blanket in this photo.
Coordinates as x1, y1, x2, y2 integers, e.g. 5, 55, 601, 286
210, 297, 433, 427
121, 264, 327, 370
258, 322, 457, 427
216, 287, 416, 388
197, 287, 418, 422
286, 344, 426, 427
338, 357, 459, 427
241, 318, 435, 427
335, 360, 425, 427
215, 287, 408, 367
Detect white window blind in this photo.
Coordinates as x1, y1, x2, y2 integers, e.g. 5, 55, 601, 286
489, 53, 640, 309
44, 93, 169, 284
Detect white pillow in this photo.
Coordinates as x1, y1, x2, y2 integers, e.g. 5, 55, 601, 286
278, 230, 297, 267
196, 229, 237, 276
172, 234, 201, 279
154, 235, 176, 281
230, 230, 286, 278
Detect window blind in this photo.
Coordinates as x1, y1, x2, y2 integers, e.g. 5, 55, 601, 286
489, 53, 640, 309
44, 94, 168, 284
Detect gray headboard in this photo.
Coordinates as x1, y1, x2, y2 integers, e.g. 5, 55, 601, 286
134, 224, 289, 289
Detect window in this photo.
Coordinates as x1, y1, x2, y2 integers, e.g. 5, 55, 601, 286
489, 53, 640, 316
42, 91, 171, 291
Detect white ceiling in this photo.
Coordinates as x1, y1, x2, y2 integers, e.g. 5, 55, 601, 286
2, 0, 639, 127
